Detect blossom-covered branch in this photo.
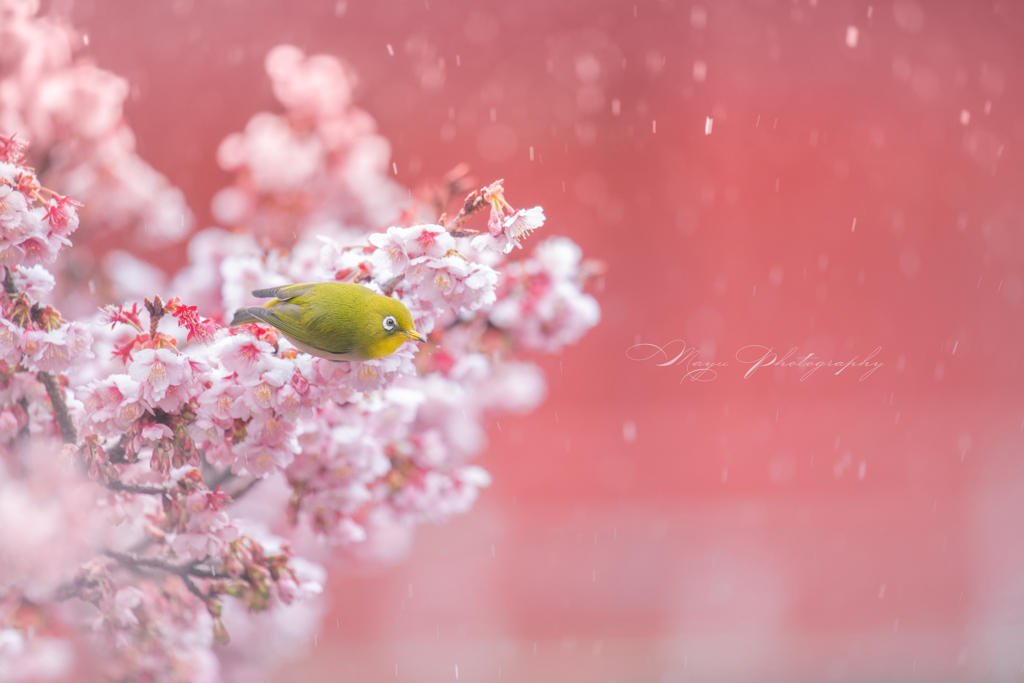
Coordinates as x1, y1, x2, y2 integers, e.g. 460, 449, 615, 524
0, 39, 601, 683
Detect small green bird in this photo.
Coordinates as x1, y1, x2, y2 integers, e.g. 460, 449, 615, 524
230, 282, 426, 361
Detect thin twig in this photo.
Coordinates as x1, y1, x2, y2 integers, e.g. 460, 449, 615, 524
227, 477, 260, 502
431, 164, 474, 221
180, 574, 208, 602
37, 371, 77, 444
447, 190, 486, 232
381, 274, 405, 296
206, 467, 236, 491
16, 396, 30, 475
144, 295, 164, 339
447, 179, 503, 233
205, 468, 262, 507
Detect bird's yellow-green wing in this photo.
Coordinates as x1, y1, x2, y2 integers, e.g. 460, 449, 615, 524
244, 301, 356, 357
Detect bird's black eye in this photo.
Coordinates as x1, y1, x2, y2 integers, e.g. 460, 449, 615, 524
383, 315, 397, 331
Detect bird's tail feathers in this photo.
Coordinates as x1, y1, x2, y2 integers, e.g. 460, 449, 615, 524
230, 308, 260, 327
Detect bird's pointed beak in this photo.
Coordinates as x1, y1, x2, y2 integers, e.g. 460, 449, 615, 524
407, 330, 427, 343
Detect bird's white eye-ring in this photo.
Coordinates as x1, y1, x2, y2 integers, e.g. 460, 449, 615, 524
383, 315, 397, 331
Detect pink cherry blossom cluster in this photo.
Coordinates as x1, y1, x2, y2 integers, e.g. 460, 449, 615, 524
489, 236, 603, 353
370, 222, 499, 330
210, 44, 408, 243
0, 0, 193, 247
0, 136, 80, 269
471, 180, 547, 254
162, 178, 597, 558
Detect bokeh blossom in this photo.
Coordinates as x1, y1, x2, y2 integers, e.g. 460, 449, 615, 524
0, 1, 193, 248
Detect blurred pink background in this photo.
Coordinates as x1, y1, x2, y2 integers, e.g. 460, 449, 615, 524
68, 0, 1024, 680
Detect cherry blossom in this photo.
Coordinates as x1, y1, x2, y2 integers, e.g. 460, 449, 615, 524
12, 264, 55, 298
470, 181, 546, 254
369, 223, 456, 278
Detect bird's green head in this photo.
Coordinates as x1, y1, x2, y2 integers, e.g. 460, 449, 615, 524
361, 295, 426, 359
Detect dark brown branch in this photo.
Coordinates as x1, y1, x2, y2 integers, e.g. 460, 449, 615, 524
2, 267, 17, 297
103, 479, 165, 496
53, 581, 81, 602
16, 397, 29, 438
37, 371, 77, 444
104, 549, 229, 580
16, 396, 31, 467
206, 467, 236, 491
184, 566, 228, 579
104, 549, 176, 571
106, 437, 128, 464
